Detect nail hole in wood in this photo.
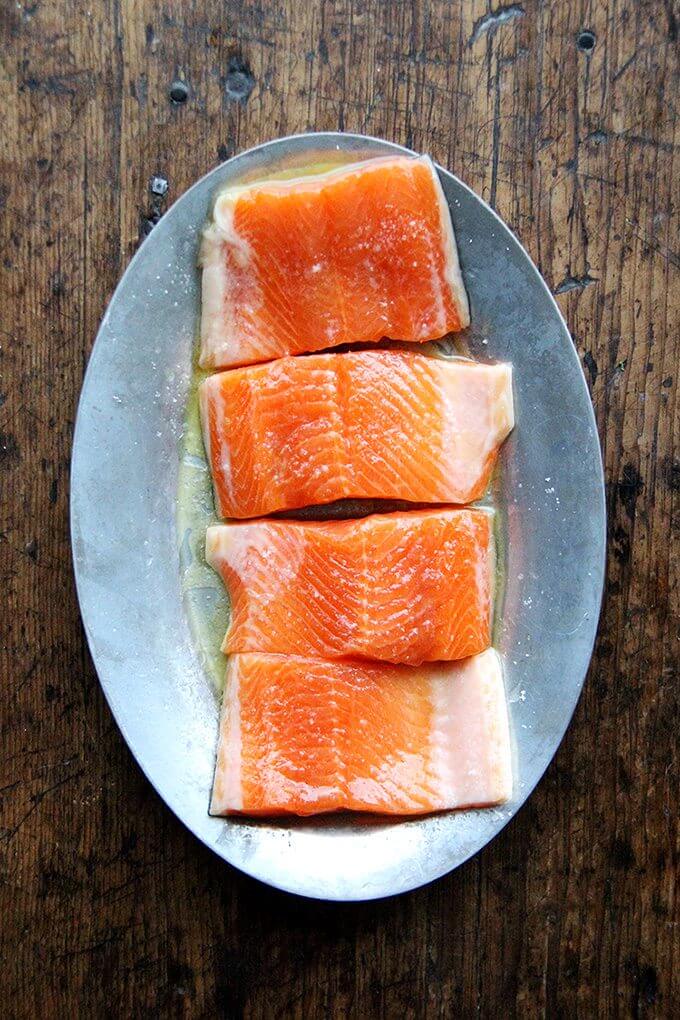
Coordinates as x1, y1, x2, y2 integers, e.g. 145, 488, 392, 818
150, 175, 169, 197
577, 30, 596, 52
169, 80, 189, 104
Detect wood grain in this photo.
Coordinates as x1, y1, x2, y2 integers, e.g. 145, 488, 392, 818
1, 1, 678, 1016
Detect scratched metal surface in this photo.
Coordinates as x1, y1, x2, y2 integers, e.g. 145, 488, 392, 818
70, 133, 606, 900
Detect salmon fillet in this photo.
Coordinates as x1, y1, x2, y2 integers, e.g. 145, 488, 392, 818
200, 351, 514, 519
200, 156, 470, 369
206, 508, 494, 664
210, 649, 512, 816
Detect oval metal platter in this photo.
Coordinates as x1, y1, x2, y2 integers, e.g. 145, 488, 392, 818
71, 133, 606, 901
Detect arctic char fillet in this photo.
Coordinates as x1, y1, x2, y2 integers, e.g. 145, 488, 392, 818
206, 508, 494, 665
211, 649, 512, 816
200, 155, 470, 369
200, 351, 513, 518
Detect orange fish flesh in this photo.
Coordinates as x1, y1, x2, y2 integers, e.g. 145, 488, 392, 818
205, 508, 494, 664
200, 351, 513, 519
210, 649, 512, 816
200, 156, 470, 369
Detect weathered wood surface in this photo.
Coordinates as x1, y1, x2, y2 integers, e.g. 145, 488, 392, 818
1, 0, 678, 1015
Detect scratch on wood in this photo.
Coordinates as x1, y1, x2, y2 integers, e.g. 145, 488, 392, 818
2, 770, 85, 843
586, 128, 678, 153
469, 4, 524, 46
554, 272, 598, 294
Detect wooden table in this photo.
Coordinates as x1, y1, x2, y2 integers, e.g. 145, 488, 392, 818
1, 1, 678, 1015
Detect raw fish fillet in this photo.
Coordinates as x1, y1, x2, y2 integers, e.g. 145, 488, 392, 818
200, 351, 514, 519
210, 649, 512, 816
200, 156, 470, 368
206, 509, 494, 664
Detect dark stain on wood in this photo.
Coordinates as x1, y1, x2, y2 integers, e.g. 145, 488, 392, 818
224, 56, 256, 104
0, 0, 678, 1015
